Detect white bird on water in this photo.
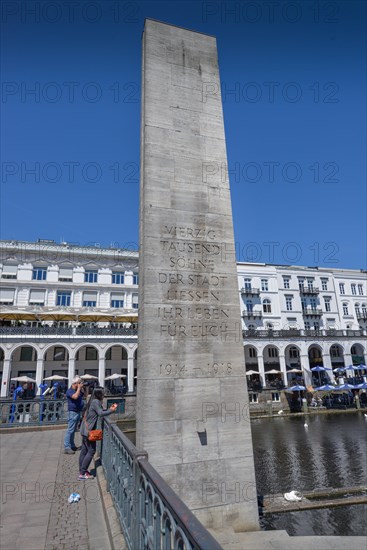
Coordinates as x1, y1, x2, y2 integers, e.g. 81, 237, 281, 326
278, 410, 284, 415
304, 422, 308, 428
364, 413, 367, 418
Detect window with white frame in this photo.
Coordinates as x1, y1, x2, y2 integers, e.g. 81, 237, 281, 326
342, 303, 349, 315
272, 392, 280, 402
244, 278, 251, 290
324, 297, 331, 312
310, 298, 317, 309
111, 293, 124, 308
132, 293, 138, 309
268, 347, 278, 358
358, 284, 364, 295
330, 345, 341, 357
289, 346, 299, 358
321, 278, 328, 291
298, 278, 304, 290
20, 347, 34, 361
307, 278, 314, 289
112, 272, 125, 284
362, 304, 367, 316
263, 299, 271, 313
83, 291, 97, 307
85, 347, 98, 360
29, 289, 45, 305
133, 272, 139, 285
53, 347, 66, 361
283, 276, 290, 289
85, 270, 98, 283
301, 299, 306, 310
285, 296, 293, 311
249, 393, 259, 403
304, 321, 310, 329
0, 287, 15, 305
339, 283, 345, 294
1, 265, 18, 279
246, 300, 253, 312
351, 284, 356, 295
57, 290, 71, 306
261, 279, 268, 291
355, 303, 360, 315
59, 267, 73, 281
313, 321, 320, 330
33, 267, 47, 280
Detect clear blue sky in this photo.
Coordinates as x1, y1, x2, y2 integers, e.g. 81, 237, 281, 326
1, 0, 366, 269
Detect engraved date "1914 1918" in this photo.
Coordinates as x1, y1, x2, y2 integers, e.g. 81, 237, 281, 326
159, 363, 233, 377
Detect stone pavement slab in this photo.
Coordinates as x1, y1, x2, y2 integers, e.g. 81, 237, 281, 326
0, 430, 112, 550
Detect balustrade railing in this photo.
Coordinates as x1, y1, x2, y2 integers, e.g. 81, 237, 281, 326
0, 325, 138, 337
0, 399, 67, 427
100, 418, 222, 550
243, 329, 365, 339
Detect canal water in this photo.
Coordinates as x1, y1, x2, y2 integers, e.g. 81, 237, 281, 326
251, 412, 367, 536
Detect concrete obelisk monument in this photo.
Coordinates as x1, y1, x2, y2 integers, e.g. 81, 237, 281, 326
137, 19, 259, 531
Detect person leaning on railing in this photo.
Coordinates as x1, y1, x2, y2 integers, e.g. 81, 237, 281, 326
78, 387, 117, 480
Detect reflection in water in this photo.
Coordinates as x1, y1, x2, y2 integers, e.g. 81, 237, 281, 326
251, 413, 367, 536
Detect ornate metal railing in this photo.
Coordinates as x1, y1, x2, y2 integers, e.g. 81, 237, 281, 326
302, 308, 323, 316
0, 326, 138, 337
100, 419, 222, 550
243, 329, 365, 339
299, 286, 319, 294
242, 310, 262, 318
0, 399, 67, 426
240, 287, 260, 295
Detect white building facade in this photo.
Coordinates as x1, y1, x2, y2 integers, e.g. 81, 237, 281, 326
0, 241, 366, 400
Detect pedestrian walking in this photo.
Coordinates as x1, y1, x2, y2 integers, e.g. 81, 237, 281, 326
79, 387, 117, 479
64, 376, 84, 454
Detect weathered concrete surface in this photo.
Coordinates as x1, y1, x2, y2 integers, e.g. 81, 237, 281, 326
137, 19, 259, 532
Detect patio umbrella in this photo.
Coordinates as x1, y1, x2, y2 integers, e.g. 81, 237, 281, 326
335, 383, 355, 390
355, 382, 367, 390
345, 365, 362, 384
11, 375, 37, 383
80, 374, 99, 380
0, 309, 38, 321
104, 374, 127, 380
287, 368, 302, 373
333, 367, 346, 373
352, 365, 366, 371
78, 312, 114, 323
39, 310, 77, 321
311, 365, 330, 385
267, 369, 281, 374
44, 375, 68, 381
113, 313, 138, 324
246, 370, 259, 376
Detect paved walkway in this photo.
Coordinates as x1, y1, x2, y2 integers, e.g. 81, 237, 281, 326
0, 429, 112, 550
